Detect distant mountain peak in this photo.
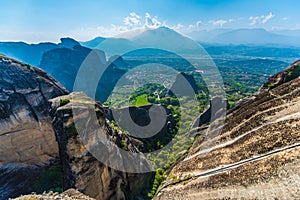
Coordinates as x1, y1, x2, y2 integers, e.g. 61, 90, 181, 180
58, 37, 80, 48
80, 27, 202, 56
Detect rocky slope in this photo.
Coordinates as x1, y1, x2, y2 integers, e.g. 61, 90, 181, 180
0, 55, 68, 198
49, 92, 154, 200
155, 61, 300, 199
261, 60, 300, 91
12, 189, 95, 200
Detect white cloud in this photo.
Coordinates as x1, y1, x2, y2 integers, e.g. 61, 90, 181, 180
249, 12, 275, 26
124, 12, 141, 27
173, 23, 184, 30
196, 20, 203, 27
281, 17, 288, 21
145, 12, 162, 28
209, 19, 233, 28
67, 12, 166, 40
66, 25, 131, 40
172, 23, 199, 33
69, 12, 164, 40
262, 12, 274, 24
249, 16, 260, 26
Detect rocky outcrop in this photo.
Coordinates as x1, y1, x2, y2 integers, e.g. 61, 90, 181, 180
0, 55, 68, 165
49, 92, 154, 200
58, 38, 80, 48
39, 45, 126, 103
191, 97, 229, 130
0, 55, 153, 199
155, 61, 300, 199
261, 60, 300, 91
109, 104, 176, 152
97, 61, 127, 103
39, 45, 93, 91
12, 189, 95, 200
168, 72, 199, 98
0, 55, 68, 198
107, 55, 128, 70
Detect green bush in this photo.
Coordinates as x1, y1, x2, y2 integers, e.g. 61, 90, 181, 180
135, 94, 151, 107
148, 168, 165, 198
33, 164, 63, 194
267, 83, 274, 90
59, 98, 70, 106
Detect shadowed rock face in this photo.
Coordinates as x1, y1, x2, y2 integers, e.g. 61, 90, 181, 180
155, 61, 300, 199
39, 45, 126, 103
39, 45, 93, 92
0, 55, 68, 198
0, 55, 68, 165
0, 55, 155, 200
49, 92, 154, 200
108, 104, 177, 152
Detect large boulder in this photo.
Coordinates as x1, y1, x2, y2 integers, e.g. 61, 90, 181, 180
0, 55, 68, 198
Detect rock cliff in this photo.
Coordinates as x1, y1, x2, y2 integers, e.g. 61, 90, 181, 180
155, 61, 300, 199
109, 104, 176, 152
0, 55, 153, 199
261, 60, 300, 91
49, 92, 154, 200
39, 45, 93, 91
39, 45, 126, 103
0, 55, 68, 198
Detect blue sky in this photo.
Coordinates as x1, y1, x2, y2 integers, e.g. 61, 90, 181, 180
0, 0, 299, 43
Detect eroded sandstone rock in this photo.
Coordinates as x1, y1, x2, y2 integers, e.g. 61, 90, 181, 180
0, 55, 68, 198
49, 92, 154, 200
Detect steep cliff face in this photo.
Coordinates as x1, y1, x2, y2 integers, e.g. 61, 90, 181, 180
0, 55, 152, 199
155, 61, 300, 199
108, 105, 176, 152
49, 92, 154, 200
39, 45, 93, 91
39, 45, 126, 103
0, 55, 68, 164
0, 55, 68, 198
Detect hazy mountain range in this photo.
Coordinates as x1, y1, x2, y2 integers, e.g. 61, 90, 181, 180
187, 28, 300, 46
81, 27, 202, 57
0, 27, 299, 67
82, 28, 300, 48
